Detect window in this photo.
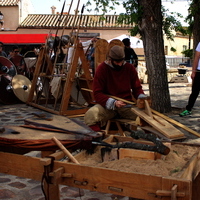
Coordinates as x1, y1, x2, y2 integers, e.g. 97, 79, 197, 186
183, 45, 187, 51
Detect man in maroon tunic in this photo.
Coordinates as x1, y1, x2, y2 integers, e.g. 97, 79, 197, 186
84, 45, 146, 131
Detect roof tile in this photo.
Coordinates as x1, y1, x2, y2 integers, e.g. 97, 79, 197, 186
0, 0, 20, 6
19, 14, 133, 29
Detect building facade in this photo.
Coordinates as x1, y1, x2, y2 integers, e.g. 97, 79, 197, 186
0, 0, 192, 58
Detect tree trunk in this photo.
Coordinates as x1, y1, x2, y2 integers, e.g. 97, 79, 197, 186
192, 0, 200, 50
138, 0, 171, 113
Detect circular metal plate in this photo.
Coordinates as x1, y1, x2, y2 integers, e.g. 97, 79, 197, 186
12, 75, 32, 103
0, 56, 17, 77
9, 55, 26, 75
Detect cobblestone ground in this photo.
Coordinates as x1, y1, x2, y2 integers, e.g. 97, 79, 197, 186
0, 103, 129, 200
0, 82, 200, 200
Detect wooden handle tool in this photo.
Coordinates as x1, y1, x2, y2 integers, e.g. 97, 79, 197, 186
52, 137, 80, 164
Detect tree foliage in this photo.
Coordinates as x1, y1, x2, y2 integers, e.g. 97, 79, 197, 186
186, 0, 200, 51
86, 0, 187, 41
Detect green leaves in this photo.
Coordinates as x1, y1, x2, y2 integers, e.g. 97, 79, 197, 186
85, 0, 187, 40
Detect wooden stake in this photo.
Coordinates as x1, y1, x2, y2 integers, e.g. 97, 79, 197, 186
52, 137, 80, 164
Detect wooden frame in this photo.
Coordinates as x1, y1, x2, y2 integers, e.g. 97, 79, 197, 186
0, 135, 200, 200
27, 40, 94, 116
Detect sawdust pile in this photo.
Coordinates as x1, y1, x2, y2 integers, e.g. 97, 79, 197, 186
76, 144, 200, 178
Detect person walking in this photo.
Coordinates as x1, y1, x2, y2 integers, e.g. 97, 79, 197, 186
84, 45, 147, 131
179, 42, 200, 116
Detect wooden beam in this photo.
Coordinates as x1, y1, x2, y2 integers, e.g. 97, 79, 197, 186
131, 107, 185, 139
0, 151, 192, 200
151, 109, 200, 138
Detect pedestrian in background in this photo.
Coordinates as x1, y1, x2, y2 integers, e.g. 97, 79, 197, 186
122, 38, 138, 68
180, 42, 200, 116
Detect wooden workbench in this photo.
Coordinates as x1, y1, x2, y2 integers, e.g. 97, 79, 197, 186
0, 135, 200, 200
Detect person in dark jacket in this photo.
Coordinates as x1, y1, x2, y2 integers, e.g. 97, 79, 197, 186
122, 38, 138, 68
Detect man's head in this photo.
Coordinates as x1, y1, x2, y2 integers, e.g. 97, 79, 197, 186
12, 45, 20, 55
122, 38, 131, 47
108, 45, 125, 61
108, 45, 125, 70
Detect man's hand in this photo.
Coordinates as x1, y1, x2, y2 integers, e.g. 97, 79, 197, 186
191, 71, 196, 80
115, 100, 127, 108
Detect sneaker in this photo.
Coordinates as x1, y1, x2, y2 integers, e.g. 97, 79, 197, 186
179, 110, 191, 117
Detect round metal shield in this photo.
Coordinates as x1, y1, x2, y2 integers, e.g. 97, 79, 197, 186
0, 75, 19, 104
0, 56, 17, 77
12, 75, 32, 103
9, 55, 26, 75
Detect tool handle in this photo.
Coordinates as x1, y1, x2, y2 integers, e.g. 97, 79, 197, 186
52, 137, 80, 164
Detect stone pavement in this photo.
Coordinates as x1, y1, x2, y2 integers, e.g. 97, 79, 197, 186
0, 82, 200, 200
0, 103, 129, 200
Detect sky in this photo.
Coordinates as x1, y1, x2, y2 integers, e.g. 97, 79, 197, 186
30, 0, 190, 25
30, 0, 94, 15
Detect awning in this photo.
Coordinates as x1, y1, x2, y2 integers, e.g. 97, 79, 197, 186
0, 34, 55, 44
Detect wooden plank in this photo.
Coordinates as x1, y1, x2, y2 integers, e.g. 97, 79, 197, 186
0, 151, 193, 200
27, 48, 45, 103
119, 148, 161, 160
44, 183, 60, 200
179, 151, 200, 180
131, 107, 185, 139
51, 161, 165, 200
95, 39, 108, 70
60, 40, 81, 114
152, 109, 200, 138
140, 126, 173, 141
144, 99, 153, 118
